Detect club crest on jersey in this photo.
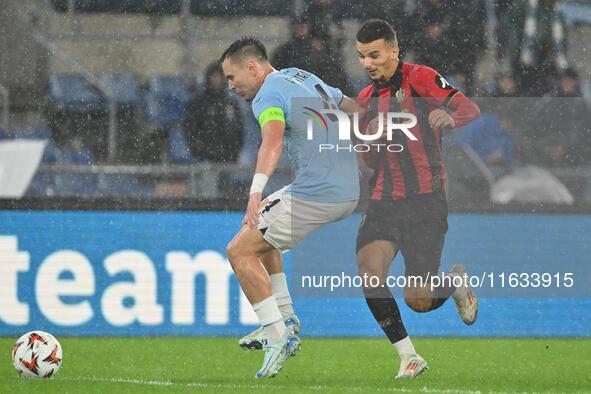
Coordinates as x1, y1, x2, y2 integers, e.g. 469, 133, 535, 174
395, 88, 405, 103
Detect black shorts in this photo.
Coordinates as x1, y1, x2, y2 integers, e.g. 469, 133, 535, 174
356, 192, 448, 279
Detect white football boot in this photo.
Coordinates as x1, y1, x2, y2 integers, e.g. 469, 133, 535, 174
255, 327, 301, 378
449, 264, 478, 325
239, 314, 300, 350
395, 354, 428, 379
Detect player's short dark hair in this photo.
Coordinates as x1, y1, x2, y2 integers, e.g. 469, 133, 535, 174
219, 37, 268, 64
356, 19, 398, 46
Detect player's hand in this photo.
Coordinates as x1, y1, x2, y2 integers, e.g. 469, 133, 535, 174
258, 197, 269, 211
242, 197, 268, 226
429, 109, 456, 129
243, 192, 262, 229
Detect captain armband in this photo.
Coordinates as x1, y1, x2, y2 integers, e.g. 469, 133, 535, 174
258, 107, 285, 132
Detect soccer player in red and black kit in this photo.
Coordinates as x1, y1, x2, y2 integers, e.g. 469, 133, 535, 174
354, 19, 481, 379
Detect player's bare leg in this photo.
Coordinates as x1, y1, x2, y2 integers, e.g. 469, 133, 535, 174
226, 227, 301, 378
226, 227, 275, 304
357, 241, 427, 379
239, 249, 301, 350
260, 249, 282, 274
357, 240, 396, 280
257, 198, 296, 317
403, 268, 477, 325
404, 284, 436, 312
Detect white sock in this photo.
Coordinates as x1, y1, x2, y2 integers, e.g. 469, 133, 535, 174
393, 336, 416, 358
270, 273, 295, 317
253, 296, 286, 342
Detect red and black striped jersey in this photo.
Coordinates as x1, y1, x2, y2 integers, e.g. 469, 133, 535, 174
357, 61, 480, 200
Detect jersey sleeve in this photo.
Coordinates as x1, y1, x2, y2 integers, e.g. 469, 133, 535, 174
324, 84, 343, 105
252, 84, 288, 128
412, 65, 461, 108
411, 65, 480, 127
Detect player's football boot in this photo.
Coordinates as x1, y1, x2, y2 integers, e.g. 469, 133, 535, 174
395, 354, 428, 379
239, 314, 300, 350
255, 328, 301, 378
449, 264, 478, 325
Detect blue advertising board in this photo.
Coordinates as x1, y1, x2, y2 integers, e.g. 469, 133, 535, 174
0, 211, 589, 337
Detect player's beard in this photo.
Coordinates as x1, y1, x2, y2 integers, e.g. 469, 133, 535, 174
370, 65, 397, 85
243, 89, 257, 102
372, 72, 389, 85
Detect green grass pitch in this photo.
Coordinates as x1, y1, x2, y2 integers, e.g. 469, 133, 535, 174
1, 337, 590, 393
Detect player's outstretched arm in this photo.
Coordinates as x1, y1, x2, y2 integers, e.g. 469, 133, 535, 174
447, 94, 480, 128
339, 95, 366, 118
415, 66, 480, 130
429, 95, 480, 130
244, 119, 285, 229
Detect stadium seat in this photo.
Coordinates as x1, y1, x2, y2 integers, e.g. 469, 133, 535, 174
144, 94, 186, 125
0, 128, 7, 139
24, 174, 52, 197
48, 74, 103, 111
97, 174, 149, 197
147, 75, 190, 102
12, 127, 52, 140
98, 74, 141, 108
53, 148, 98, 197
56, 147, 94, 165
169, 129, 198, 163
144, 75, 189, 125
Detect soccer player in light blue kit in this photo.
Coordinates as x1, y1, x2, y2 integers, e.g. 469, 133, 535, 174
221, 37, 364, 378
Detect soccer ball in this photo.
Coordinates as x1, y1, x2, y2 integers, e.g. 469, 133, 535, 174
12, 331, 63, 378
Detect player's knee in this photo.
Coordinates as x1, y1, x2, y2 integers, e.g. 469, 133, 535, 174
357, 260, 381, 280
404, 286, 432, 312
404, 296, 432, 313
225, 241, 241, 269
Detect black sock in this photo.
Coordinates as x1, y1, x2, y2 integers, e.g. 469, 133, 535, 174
363, 286, 408, 344
428, 275, 457, 311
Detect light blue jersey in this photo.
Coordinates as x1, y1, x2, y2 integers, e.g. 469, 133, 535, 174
252, 68, 359, 203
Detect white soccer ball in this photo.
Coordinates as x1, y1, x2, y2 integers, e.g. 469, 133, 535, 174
12, 331, 63, 378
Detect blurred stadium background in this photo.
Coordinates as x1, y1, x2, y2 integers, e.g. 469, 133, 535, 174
0, 0, 590, 391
